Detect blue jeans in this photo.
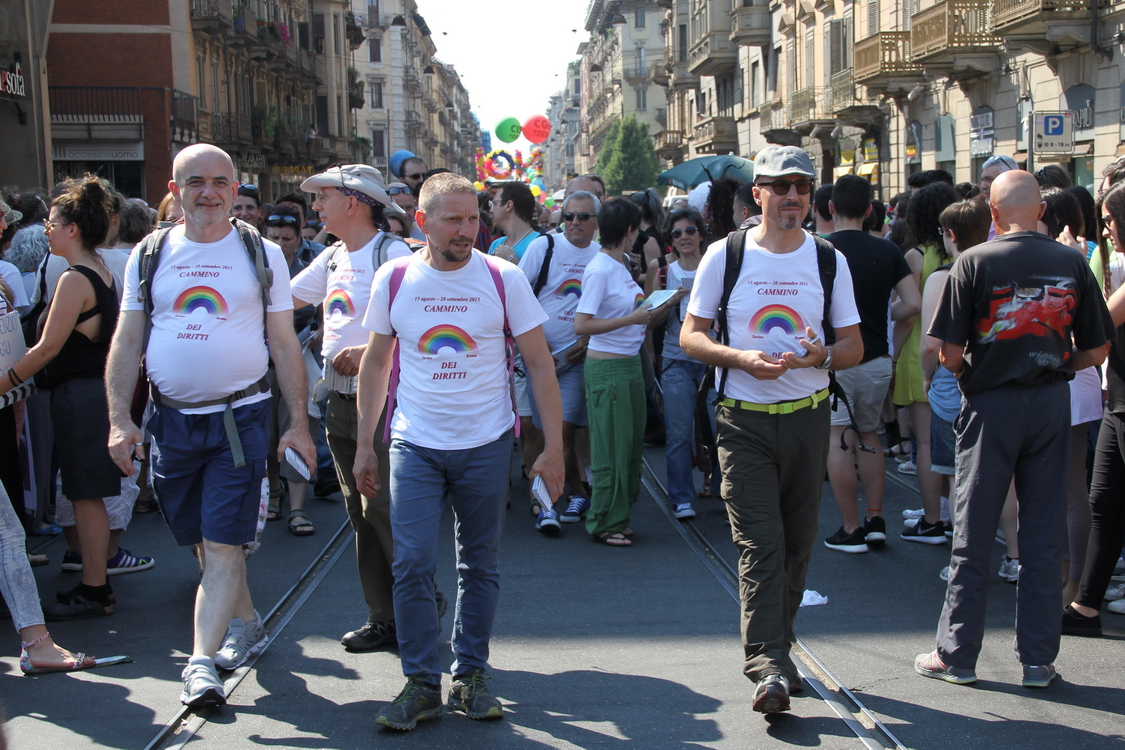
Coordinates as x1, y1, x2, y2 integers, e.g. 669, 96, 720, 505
389, 432, 511, 680
663, 359, 708, 506
0, 481, 43, 631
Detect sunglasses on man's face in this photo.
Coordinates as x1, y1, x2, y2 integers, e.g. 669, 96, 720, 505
755, 178, 814, 196
405, 173, 424, 181
563, 212, 593, 222
388, 186, 412, 196
268, 214, 300, 224
671, 226, 699, 239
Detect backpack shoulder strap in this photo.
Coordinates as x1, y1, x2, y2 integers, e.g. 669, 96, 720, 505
713, 226, 749, 400
381, 255, 413, 443
324, 240, 347, 271
533, 233, 554, 297
657, 253, 669, 290
136, 227, 174, 360
233, 219, 273, 308
372, 232, 397, 270
813, 234, 836, 345
482, 255, 520, 438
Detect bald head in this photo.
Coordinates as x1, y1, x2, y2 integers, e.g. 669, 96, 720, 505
989, 169, 1045, 234
565, 176, 597, 197
172, 143, 235, 186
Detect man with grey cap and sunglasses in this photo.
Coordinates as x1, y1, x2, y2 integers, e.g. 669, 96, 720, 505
682, 145, 864, 715
290, 164, 415, 652
980, 155, 1019, 241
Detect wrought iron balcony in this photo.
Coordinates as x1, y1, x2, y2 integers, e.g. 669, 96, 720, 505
211, 112, 253, 145
171, 90, 199, 144
788, 87, 832, 129
693, 116, 738, 154
829, 70, 880, 119
910, 0, 1001, 62
730, 4, 771, 47
853, 31, 923, 86
190, 0, 234, 31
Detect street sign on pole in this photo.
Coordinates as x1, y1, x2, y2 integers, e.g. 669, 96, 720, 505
1033, 111, 1074, 154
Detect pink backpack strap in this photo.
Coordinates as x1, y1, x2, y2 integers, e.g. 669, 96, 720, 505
483, 256, 520, 438
382, 257, 412, 443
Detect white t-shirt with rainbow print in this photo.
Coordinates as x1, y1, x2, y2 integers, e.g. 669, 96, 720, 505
290, 231, 411, 361
121, 224, 292, 413
363, 251, 548, 450
517, 233, 601, 349
687, 230, 860, 404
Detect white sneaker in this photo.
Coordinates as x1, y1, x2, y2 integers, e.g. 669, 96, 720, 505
902, 508, 925, 520
1107, 598, 1125, 614
673, 503, 696, 520
939, 566, 950, 582
215, 612, 268, 670
998, 556, 1019, 583
1104, 582, 1125, 602
898, 460, 916, 475
180, 656, 226, 707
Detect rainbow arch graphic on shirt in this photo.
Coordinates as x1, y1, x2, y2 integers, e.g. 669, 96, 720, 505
173, 286, 228, 316
326, 289, 355, 317
556, 279, 583, 300
418, 324, 479, 354
750, 304, 803, 335
634, 292, 646, 310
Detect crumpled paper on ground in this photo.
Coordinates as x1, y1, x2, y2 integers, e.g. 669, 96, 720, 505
800, 590, 828, 607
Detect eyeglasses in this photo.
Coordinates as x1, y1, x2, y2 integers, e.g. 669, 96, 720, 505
563, 212, 593, 222
755, 178, 814, 196
938, 226, 952, 237
267, 214, 300, 225
388, 186, 412, 196
43, 218, 72, 233
670, 226, 699, 239
405, 173, 424, 181
1103, 215, 1114, 225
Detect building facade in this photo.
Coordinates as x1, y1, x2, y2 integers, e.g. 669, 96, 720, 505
0, 0, 52, 192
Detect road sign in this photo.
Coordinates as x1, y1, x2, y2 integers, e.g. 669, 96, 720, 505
1033, 111, 1074, 154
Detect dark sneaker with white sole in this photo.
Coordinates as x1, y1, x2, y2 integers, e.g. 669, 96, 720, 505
536, 506, 561, 534
1022, 664, 1057, 688
376, 673, 444, 730
342, 620, 397, 651
752, 673, 791, 714
824, 526, 868, 553
864, 516, 887, 544
447, 669, 504, 720
901, 519, 948, 545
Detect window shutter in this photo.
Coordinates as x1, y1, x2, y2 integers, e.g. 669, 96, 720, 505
844, 12, 853, 69
786, 39, 796, 94
867, 0, 879, 36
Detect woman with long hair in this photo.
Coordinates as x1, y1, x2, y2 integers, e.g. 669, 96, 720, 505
0, 175, 121, 619
574, 198, 652, 546
628, 187, 667, 276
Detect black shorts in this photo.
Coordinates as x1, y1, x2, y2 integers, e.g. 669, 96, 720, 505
51, 378, 123, 500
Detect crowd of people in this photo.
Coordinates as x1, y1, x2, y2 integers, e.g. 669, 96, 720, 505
0, 140, 1123, 734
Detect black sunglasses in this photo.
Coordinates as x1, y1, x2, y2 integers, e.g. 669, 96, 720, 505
268, 214, 300, 224
388, 186, 412, 196
755, 178, 814, 196
671, 226, 699, 239
405, 173, 424, 181
563, 212, 593, 222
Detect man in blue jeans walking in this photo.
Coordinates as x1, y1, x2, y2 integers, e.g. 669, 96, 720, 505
354, 172, 564, 731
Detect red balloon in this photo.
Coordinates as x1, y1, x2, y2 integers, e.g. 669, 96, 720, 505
522, 114, 551, 144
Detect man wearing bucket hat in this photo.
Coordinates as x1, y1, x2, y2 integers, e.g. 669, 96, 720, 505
682, 145, 864, 715
290, 164, 415, 652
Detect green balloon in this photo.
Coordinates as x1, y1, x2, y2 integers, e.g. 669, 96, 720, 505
495, 117, 522, 143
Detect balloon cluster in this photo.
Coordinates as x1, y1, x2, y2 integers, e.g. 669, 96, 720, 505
474, 148, 550, 202
494, 114, 552, 144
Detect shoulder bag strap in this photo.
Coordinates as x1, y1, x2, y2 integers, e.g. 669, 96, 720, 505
483, 255, 520, 438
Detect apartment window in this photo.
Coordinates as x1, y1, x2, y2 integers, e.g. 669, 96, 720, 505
371, 81, 384, 108
369, 37, 382, 62
636, 48, 646, 76
336, 95, 344, 135
573, 77, 581, 97
197, 53, 206, 109
333, 14, 341, 53
211, 57, 220, 113
566, 143, 575, 158
750, 60, 760, 108
635, 7, 645, 27
317, 95, 329, 132
717, 73, 737, 113
313, 13, 325, 53
804, 30, 815, 89
368, 1, 380, 19
678, 24, 688, 62
636, 87, 647, 110
372, 128, 386, 158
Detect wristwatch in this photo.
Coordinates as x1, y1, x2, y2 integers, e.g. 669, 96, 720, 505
815, 348, 833, 370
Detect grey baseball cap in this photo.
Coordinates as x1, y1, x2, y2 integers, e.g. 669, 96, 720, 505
753, 146, 816, 179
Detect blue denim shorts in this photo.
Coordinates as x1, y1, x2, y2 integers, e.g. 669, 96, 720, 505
150, 400, 269, 546
930, 412, 956, 476
529, 360, 587, 428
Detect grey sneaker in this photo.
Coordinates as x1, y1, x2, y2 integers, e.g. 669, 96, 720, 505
914, 650, 977, 685
215, 612, 267, 670
447, 669, 503, 720
1022, 664, 1057, 688
180, 657, 226, 707
998, 556, 1019, 583
752, 673, 791, 714
376, 673, 444, 730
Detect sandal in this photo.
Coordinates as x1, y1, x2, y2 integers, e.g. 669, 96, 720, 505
266, 504, 282, 522
287, 510, 315, 536
20, 631, 131, 675
28, 553, 48, 568
593, 531, 632, 547
883, 440, 911, 459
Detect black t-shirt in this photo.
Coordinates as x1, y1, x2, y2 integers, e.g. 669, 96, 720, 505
928, 231, 1114, 394
825, 229, 911, 363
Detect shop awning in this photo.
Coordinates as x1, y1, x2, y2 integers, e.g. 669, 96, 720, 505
834, 166, 855, 179
857, 162, 878, 176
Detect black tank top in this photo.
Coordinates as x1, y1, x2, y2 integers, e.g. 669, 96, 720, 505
37, 264, 119, 389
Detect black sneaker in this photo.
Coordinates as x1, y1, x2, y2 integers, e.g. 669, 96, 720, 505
341, 620, 396, 651
1061, 604, 1102, 637
313, 474, 341, 498
824, 526, 868, 554
447, 669, 503, 720
43, 590, 114, 621
376, 673, 444, 731
864, 516, 887, 544
901, 518, 948, 545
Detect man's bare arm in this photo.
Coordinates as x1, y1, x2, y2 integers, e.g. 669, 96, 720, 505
105, 310, 147, 474
353, 331, 396, 497
266, 309, 315, 468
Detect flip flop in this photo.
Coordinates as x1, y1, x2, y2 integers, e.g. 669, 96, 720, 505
32, 524, 63, 536
593, 531, 632, 547
20, 632, 132, 675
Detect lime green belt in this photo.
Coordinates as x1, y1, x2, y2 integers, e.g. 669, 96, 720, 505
718, 388, 830, 415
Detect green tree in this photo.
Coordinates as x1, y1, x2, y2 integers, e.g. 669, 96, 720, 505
595, 116, 661, 196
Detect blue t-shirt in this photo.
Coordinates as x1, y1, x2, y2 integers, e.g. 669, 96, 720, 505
489, 231, 540, 261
